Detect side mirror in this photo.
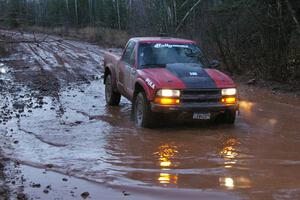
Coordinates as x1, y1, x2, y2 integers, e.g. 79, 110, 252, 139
210, 60, 220, 68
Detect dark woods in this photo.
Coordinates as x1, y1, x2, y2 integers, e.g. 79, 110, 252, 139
0, 0, 299, 84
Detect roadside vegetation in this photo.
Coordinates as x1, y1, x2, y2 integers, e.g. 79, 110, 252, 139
0, 0, 299, 87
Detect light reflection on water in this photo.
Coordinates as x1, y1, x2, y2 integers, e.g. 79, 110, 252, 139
219, 176, 252, 189
219, 137, 252, 189
158, 173, 178, 185
219, 177, 235, 189
154, 144, 179, 185
219, 138, 240, 168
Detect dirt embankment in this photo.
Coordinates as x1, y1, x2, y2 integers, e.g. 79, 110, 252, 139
0, 30, 119, 199
0, 158, 9, 199
233, 74, 300, 99
13, 26, 129, 48
0, 35, 9, 200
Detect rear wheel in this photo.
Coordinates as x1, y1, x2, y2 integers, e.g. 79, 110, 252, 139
105, 74, 121, 106
134, 92, 156, 128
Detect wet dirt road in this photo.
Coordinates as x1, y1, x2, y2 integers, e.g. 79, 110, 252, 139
0, 30, 300, 200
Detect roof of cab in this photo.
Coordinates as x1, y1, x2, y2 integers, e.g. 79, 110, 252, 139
130, 37, 196, 44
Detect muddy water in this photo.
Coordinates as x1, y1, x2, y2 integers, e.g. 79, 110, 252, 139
1, 30, 300, 200
3, 82, 300, 200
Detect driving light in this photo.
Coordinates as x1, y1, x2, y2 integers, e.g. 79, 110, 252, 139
221, 97, 236, 104
155, 97, 180, 105
157, 89, 180, 97
222, 88, 237, 96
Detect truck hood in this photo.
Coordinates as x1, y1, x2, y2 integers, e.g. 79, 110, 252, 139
140, 63, 235, 89
140, 68, 186, 89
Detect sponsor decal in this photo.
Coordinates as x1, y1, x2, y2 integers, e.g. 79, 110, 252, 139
189, 72, 198, 76
154, 43, 189, 49
145, 78, 155, 89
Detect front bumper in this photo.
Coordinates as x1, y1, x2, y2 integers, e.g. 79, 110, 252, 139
151, 102, 239, 113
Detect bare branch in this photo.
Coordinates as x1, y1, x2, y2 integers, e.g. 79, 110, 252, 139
175, 0, 203, 33
284, 0, 300, 35
179, 0, 190, 10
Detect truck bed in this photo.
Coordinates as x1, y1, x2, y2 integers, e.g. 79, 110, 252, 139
104, 51, 121, 69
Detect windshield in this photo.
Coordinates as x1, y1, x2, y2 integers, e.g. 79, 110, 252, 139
138, 43, 208, 69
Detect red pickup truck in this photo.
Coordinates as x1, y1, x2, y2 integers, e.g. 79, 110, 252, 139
103, 37, 238, 128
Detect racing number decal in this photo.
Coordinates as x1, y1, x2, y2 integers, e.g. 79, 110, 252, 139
145, 78, 155, 89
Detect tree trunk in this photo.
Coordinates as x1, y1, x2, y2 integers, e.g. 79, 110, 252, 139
284, 0, 300, 34
116, 0, 121, 30
74, 0, 78, 26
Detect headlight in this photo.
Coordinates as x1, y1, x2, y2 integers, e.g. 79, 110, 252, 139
222, 88, 237, 96
156, 89, 181, 97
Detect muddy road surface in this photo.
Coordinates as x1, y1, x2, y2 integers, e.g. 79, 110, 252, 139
0, 30, 300, 200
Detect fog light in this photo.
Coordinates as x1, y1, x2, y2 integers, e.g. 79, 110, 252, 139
221, 97, 236, 104
155, 97, 180, 105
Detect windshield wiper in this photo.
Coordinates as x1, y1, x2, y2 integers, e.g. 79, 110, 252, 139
140, 64, 165, 69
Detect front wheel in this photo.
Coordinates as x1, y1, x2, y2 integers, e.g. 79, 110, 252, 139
134, 92, 156, 128
223, 110, 236, 124
105, 74, 121, 106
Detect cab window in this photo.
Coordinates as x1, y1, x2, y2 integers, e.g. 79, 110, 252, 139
122, 41, 136, 66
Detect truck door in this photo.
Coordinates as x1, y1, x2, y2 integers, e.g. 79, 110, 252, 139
125, 44, 137, 98
117, 41, 136, 98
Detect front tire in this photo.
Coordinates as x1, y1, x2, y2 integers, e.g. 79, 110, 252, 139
105, 74, 121, 106
134, 92, 156, 128
223, 110, 236, 124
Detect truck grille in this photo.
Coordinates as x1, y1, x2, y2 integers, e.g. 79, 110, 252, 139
180, 89, 221, 103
